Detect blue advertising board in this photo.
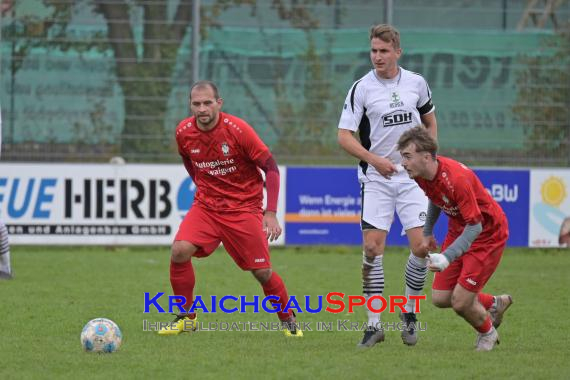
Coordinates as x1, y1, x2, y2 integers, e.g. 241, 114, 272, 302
285, 167, 529, 247
474, 169, 529, 247
285, 167, 362, 245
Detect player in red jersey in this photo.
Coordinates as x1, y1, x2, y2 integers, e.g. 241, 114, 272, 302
397, 126, 512, 351
159, 81, 302, 337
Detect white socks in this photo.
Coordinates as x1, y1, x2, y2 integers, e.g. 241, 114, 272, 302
362, 253, 384, 327
0, 222, 11, 274
404, 252, 427, 313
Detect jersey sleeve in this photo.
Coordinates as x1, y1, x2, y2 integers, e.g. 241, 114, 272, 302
337, 80, 365, 132
175, 123, 195, 178
180, 155, 195, 179
454, 175, 483, 225
417, 77, 435, 115
175, 122, 186, 157
237, 121, 271, 164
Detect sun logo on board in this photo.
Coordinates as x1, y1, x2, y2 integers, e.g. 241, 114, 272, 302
540, 176, 567, 207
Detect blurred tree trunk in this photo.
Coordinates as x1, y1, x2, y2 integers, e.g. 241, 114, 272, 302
96, 1, 192, 160
9, 0, 333, 161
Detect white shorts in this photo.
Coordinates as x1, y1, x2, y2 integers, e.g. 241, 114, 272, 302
360, 181, 427, 232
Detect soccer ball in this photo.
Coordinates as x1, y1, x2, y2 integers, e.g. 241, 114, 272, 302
80, 318, 122, 353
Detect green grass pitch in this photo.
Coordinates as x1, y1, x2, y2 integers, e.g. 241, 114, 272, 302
0, 245, 568, 379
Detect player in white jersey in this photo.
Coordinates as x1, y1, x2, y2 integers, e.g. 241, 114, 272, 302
0, 2, 14, 279
0, 108, 13, 279
338, 24, 437, 347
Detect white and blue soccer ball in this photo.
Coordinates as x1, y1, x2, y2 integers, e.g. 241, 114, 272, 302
80, 318, 122, 353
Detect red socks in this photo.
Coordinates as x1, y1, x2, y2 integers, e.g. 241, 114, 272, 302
170, 263, 292, 321
475, 293, 495, 333
478, 293, 495, 310
475, 315, 493, 334
170, 259, 196, 317
262, 272, 293, 321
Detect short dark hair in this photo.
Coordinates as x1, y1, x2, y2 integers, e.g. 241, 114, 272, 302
397, 126, 438, 158
190, 80, 220, 100
369, 24, 400, 50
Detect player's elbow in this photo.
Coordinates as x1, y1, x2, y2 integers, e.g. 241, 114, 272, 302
337, 131, 344, 146
473, 223, 483, 234
466, 222, 483, 238
337, 129, 351, 149
421, 116, 438, 140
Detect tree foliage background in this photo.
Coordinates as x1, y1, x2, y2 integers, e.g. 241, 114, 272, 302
3, 0, 335, 161
513, 30, 570, 165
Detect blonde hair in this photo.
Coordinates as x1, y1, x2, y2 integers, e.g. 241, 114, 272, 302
369, 24, 400, 50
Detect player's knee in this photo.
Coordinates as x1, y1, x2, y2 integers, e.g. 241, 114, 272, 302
363, 242, 383, 257
410, 241, 428, 257
171, 241, 195, 263
252, 268, 272, 284
431, 295, 451, 308
450, 294, 471, 315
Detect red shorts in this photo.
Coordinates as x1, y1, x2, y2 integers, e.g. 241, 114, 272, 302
175, 204, 271, 270
432, 227, 508, 293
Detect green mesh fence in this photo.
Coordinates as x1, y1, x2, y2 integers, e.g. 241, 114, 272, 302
0, 23, 565, 164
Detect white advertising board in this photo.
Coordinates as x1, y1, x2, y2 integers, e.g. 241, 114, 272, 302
529, 169, 570, 247
0, 163, 285, 245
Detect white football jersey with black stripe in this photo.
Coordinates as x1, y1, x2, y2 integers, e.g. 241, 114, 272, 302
338, 67, 434, 183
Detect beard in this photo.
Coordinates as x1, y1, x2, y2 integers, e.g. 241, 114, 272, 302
197, 114, 213, 125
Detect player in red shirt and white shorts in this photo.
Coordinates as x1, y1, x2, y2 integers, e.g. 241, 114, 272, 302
158, 81, 301, 337
397, 126, 513, 351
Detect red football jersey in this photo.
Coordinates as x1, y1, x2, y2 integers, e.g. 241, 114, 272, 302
176, 112, 271, 212
415, 156, 507, 239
